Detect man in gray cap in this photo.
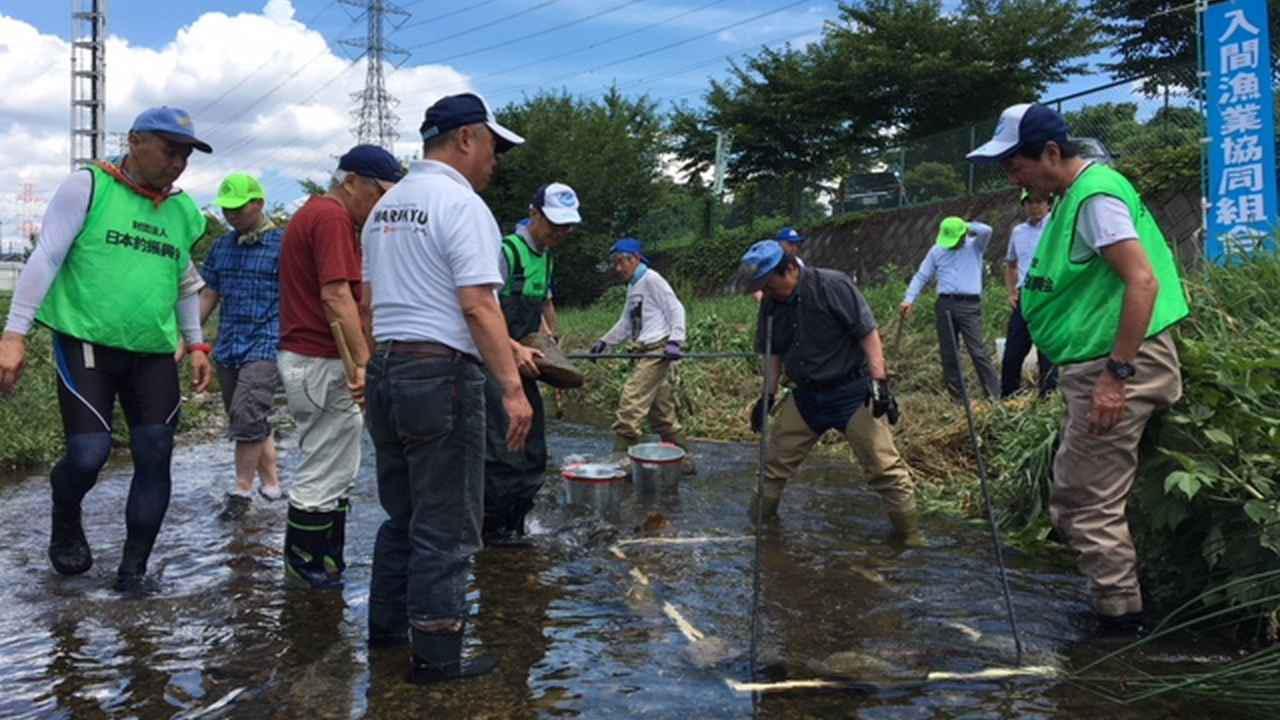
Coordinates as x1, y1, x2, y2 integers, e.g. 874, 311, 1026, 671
363, 92, 532, 683
0, 106, 214, 592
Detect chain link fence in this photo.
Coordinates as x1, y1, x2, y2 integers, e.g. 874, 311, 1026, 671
837, 63, 1208, 212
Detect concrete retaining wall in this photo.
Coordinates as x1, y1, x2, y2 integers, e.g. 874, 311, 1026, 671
803, 188, 1203, 286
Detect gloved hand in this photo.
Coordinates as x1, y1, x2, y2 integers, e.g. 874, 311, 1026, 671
750, 393, 776, 434
868, 378, 900, 425
663, 340, 684, 360
589, 340, 607, 362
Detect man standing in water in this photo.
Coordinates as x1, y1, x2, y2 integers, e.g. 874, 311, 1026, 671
969, 103, 1188, 637
200, 173, 285, 519
363, 92, 532, 682
0, 106, 213, 591
484, 182, 582, 544
738, 240, 921, 546
277, 145, 402, 590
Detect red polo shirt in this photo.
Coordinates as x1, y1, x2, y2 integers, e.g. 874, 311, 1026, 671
278, 195, 362, 358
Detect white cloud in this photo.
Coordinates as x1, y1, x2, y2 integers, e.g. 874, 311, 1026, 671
0, 1, 472, 244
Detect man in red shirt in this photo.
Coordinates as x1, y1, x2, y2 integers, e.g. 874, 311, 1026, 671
278, 145, 403, 589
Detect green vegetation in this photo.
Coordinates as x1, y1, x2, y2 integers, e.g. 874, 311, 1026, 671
0, 293, 225, 469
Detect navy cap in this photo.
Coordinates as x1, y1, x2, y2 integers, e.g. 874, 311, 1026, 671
130, 106, 212, 153
967, 103, 1069, 163
609, 237, 649, 265
736, 240, 785, 293
775, 227, 805, 245
420, 92, 525, 154
338, 144, 405, 186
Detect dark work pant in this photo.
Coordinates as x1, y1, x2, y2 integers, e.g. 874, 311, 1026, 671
366, 350, 485, 631
50, 332, 180, 570
935, 297, 1000, 400
482, 373, 546, 536
1001, 300, 1058, 398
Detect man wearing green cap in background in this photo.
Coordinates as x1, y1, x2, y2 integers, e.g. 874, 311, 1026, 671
199, 173, 285, 521
901, 216, 1000, 401
738, 240, 921, 546
969, 102, 1189, 637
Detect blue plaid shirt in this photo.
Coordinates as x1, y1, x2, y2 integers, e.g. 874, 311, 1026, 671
202, 225, 284, 367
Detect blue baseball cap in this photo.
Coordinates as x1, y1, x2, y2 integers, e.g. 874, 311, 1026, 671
775, 227, 805, 245
609, 237, 649, 265
421, 92, 525, 154
967, 103, 1069, 163
338, 144, 405, 186
130, 106, 212, 153
736, 240, 786, 293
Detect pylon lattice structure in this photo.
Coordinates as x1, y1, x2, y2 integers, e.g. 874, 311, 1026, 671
70, 0, 107, 170
339, 1, 410, 150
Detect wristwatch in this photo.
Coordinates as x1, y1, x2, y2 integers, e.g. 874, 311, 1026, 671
1105, 358, 1136, 381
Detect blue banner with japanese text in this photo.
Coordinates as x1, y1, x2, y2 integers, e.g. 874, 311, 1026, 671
1206, 0, 1278, 262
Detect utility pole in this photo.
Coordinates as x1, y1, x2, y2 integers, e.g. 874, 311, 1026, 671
70, 0, 107, 170
339, 0, 410, 150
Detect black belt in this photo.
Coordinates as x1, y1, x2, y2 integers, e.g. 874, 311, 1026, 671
376, 340, 480, 365
938, 293, 981, 302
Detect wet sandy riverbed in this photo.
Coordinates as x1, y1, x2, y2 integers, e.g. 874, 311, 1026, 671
0, 421, 1250, 719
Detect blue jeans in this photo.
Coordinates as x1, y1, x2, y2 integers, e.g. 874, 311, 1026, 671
366, 351, 486, 633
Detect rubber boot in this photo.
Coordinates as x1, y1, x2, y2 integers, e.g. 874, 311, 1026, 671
332, 498, 350, 574
114, 535, 157, 592
408, 626, 497, 685
610, 435, 636, 471
887, 508, 927, 548
284, 506, 343, 590
660, 432, 697, 476
747, 493, 781, 525
49, 502, 93, 576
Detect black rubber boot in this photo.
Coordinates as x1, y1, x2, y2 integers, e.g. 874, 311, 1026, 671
49, 502, 93, 576
408, 627, 497, 685
284, 506, 343, 590
332, 499, 350, 574
218, 493, 251, 521
114, 536, 157, 593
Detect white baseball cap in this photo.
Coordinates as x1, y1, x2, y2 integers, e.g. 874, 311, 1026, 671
532, 182, 582, 225
967, 103, 1070, 163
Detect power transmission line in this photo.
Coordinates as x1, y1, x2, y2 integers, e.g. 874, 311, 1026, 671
412, 0, 648, 65
477, 0, 734, 85
192, 0, 341, 117
401, 0, 564, 49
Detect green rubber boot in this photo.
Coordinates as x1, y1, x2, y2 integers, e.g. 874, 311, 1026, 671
660, 432, 697, 476
887, 508, 927, 548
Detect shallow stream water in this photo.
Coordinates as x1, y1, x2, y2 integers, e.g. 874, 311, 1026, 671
0, 421, 1252, 719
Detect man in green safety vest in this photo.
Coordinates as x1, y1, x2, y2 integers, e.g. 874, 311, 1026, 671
484, 182, 582, 544
969, 103, 1189, 638
0, 106, 214, 592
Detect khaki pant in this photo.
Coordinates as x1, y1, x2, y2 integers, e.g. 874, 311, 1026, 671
612, 341, 682, 441
763, 394, 915, 514
278, 350, 363, 513
1050, 332, 1182, 617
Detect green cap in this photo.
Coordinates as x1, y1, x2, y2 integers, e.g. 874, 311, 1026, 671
936, 216, 969, 248
215, 173, 266, 209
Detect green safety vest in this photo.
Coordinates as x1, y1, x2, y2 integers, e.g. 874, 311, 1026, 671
499, 232, 553, 339
1021, 163, 1189, 365
37, 164, 206, 354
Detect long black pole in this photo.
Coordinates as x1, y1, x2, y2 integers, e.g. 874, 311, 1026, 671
947, 309, 1023, 665
749, 315, 773, 715
565, 351, 755, 361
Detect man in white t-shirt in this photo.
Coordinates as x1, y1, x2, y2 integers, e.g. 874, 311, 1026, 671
361, 92, 534, 683
1000, 188, 1057, 398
